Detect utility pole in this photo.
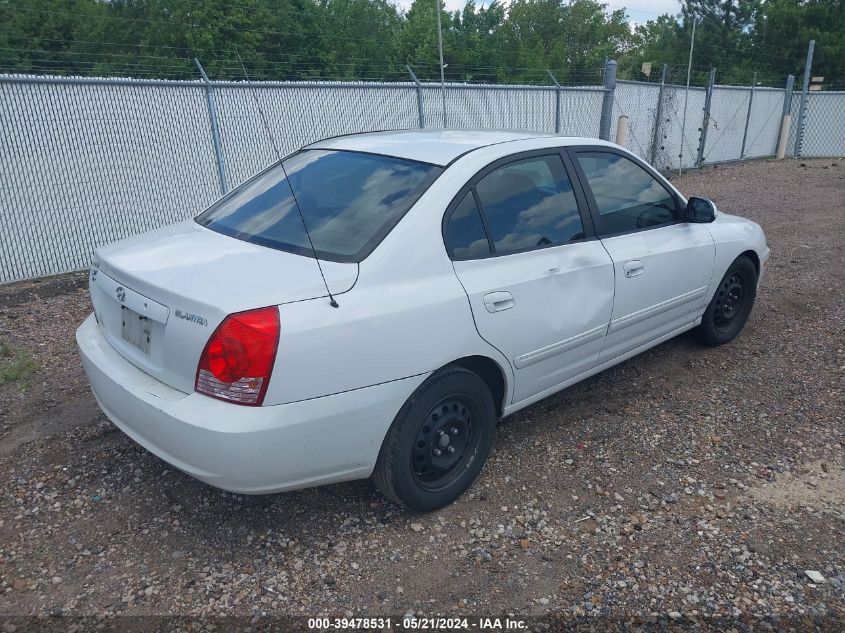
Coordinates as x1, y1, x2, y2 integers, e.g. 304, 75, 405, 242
436, 0, 447, 128
678, 17, 696, 174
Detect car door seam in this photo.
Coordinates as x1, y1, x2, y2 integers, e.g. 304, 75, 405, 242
596, 238, 617, 356
700, 223, 719, 313
449, 260, 517, 389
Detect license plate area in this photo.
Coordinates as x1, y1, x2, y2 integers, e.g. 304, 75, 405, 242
121, 306, 152, 355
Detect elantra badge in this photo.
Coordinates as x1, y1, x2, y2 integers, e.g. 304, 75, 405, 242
175, 309, 208, 326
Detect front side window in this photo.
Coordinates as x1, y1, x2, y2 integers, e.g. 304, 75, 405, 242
196, 150, 442, 262
575, 151, 678, 235
474, 155, 585, 255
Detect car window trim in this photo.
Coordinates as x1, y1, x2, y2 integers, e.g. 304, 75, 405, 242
565, 145, 685, 239
470, 188, 497, 256
442, 148, 597, 262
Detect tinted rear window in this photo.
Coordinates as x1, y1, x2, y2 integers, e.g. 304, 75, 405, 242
444, 192, 491, 259
196, 150, 442, 262
475, 155, 585, 254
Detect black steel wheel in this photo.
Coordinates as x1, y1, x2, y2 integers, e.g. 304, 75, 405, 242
412, 396, 479, 492
694, 255, 757, 346
373, 366, 496, 511
712, 272, 746, 331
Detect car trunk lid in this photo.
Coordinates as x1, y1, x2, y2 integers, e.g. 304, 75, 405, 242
89, 220, 357, 393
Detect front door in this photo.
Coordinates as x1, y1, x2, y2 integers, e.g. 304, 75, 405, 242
568, 148, 715, 361
444, 152, 615, 403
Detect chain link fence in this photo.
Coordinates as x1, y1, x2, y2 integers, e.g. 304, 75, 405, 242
793, 91, 845, 157
1, 64, 844, 283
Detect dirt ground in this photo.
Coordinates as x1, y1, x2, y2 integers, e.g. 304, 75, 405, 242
0, 158, 843, 629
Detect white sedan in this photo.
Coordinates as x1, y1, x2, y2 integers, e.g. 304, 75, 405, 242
77, 130, 769, 511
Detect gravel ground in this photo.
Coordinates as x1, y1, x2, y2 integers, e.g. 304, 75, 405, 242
0, 158, 843, 629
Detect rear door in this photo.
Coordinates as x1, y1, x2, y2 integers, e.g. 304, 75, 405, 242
445, 150, 615, 404
567, 147, 715, 361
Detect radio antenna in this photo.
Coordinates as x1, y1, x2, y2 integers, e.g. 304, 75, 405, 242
235, 51, 339, 308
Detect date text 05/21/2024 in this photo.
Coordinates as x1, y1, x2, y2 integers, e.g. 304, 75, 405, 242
307, 617, 528, 630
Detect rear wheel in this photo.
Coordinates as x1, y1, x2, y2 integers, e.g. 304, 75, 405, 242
373, 366, 496, 512
694, 255, 757, 346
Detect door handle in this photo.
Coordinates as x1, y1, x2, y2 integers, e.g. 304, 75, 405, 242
623, 260, 644, 278
483, 291, 515, 313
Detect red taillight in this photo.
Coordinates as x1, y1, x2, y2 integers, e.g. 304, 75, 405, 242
195, 306, 280, 406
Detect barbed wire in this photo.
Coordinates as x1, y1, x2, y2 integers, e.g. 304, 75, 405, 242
2, 1, 820, 88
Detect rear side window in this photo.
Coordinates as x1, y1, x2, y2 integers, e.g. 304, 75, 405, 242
196, 150, 442, 262
444, 193, 491, 259
474, 155, 584, 255
575, 152, 678, 235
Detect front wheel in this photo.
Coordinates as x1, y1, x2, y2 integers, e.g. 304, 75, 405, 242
694, 255, 757, 346
372, 366, 496, 512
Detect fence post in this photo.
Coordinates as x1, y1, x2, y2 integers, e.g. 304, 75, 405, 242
740, 71, 757, 159
776, 74, 795, 158
782, 74, 796, 118
793, 39, 815, 157
650, 63, 667, 164
696, 67, 716, 167
547, 70, 561, 134
405, 64, 425, 129
599, 60, 617, 141
194, 58, 228, 195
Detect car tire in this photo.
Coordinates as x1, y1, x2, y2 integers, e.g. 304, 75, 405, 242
694, 255, 758, 347
372, 366, 497, 512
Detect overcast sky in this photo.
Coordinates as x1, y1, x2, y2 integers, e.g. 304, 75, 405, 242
395, 0, 682, 26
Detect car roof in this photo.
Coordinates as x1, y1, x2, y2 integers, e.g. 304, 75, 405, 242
306, 129, 609, 167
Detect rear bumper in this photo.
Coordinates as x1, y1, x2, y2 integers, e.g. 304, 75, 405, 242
76, 314, 426, 494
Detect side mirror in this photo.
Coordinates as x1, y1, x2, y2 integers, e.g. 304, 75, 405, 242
686, 197, 717, 223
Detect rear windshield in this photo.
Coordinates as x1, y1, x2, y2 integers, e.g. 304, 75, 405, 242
196, 149, 442, 262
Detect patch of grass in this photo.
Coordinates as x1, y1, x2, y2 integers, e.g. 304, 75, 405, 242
0, 346, 39, 385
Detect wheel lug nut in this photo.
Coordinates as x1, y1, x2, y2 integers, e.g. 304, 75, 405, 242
433, 449, 442, 456
450, 427, 458, 435
437, 429, 444, 436
447, 446, 455, 453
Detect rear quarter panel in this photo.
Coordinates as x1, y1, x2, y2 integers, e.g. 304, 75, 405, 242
268, 265, 506, 405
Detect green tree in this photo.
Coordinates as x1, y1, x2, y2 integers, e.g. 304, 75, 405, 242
396, 0, 445, 81
447, 1, 507, 83
316, 0, 403, 80
623, 15, 685, 81
678, 0, 759, 84
496, 0, 632, 84
755, 0, 845, 86
1, 0, 842, 87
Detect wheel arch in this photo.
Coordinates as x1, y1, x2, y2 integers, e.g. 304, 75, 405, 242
739, 249, 760, 278
449, 355, 509, 419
